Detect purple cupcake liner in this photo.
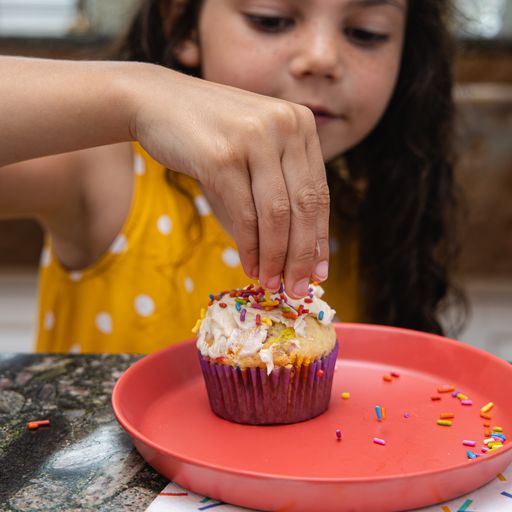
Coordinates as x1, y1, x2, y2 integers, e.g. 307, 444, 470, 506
198, 340, 339, 425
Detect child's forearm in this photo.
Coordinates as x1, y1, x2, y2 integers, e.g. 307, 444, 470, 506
0, 56, 143, 166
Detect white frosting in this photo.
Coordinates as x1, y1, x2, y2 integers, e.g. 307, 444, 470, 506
196, 284, 335, 373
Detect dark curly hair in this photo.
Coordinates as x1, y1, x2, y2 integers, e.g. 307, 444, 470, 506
113, 0, 465, 335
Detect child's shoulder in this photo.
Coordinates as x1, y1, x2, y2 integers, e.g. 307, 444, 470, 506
45, 142, 135, 270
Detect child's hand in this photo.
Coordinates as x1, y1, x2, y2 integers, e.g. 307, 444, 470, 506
129, 65, 329, 298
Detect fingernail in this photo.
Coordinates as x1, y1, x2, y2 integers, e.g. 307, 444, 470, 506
251, 266, 259, 279
293, 278, 310, 298
313, 260, 329, 281
266, 275, 281, 291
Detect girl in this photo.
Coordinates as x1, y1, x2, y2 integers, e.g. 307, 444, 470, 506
0, 0, 461, 353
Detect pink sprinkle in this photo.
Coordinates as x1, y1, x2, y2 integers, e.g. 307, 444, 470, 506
463, 440, 476, 447
482, 447, 489, 453
403, 412, 410, 418
335, 428, 342, 440
461, 400, 473, 406
251, 303, 262, 309
373, 437, 386, 446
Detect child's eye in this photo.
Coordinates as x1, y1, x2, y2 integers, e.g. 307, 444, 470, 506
344, 27, 389, 46
246, 14, 294, 33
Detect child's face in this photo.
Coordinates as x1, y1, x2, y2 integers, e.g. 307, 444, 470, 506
185, 0, 406, 161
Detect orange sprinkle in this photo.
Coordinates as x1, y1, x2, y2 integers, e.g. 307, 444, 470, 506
440, 412, 455, 419
282, 312, 298, 320
383, 375, 393, 382
437, 385, 455, 393
485, 429, 491, 436
483, 422, 491, 428
480, 412, 492, 420
27, 419, 50, 430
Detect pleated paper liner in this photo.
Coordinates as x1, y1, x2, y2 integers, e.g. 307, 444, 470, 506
198, 340, 339, 425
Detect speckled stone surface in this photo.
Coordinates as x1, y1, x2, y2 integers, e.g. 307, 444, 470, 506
0, 353, 167, 511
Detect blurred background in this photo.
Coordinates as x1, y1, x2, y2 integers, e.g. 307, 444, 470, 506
0, 0, 511, 356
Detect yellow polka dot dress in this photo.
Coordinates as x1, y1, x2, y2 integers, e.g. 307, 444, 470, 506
35, 143, 362, 354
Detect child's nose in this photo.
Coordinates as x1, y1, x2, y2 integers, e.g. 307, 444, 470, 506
289, 27, 342, 81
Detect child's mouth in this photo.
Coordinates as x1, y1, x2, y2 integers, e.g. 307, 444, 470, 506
313, 113, 336, 127
302, 104, 339, 127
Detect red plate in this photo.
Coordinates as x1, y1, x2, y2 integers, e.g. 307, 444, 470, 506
112, 323, 512, 512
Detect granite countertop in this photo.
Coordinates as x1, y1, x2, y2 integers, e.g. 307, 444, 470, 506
0, 353, 167, 511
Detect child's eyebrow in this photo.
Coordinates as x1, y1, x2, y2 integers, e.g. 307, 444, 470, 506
346, 0, 405, 11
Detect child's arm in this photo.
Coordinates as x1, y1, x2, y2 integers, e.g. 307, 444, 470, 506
0, 57, 329, 298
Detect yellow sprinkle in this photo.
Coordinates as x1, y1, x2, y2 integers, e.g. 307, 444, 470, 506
200, 308, 206, 319
491, 442, 503, 448
437, 420, 452, 427
493, 426, 503, 432
191, 319, 202, 334
498, 473, 507, 481
456, 393, 469, 400
341, 392, 351, 399
261, 317, 273, 326
441, 506, 451, 512
259, 300, 280, 307
481, 402, 494, 413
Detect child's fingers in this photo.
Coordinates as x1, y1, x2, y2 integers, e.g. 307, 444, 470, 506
220, 167, 260, 280
248, 148, 290, 292
281, 139, 319, 298
306, 135, 330, 283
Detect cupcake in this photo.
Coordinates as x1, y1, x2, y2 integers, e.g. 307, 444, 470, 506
194, 283, 338, 425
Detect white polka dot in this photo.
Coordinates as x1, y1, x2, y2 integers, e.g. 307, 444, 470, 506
194, 195, 211, 216
95, 313, 113, 334
134, 295, 155, 317
44, 311, 54, 330
222, 248, 240, 268
156, 214, 173, 235
70, 343, 80, 354
329, 238, 340, 254
40, 247, 51, 267
110, 234, 128, 254
184, 277, 194, 293
69, 271, 82, 282
134, 154, 146, 175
